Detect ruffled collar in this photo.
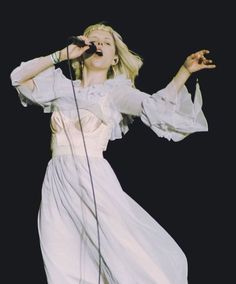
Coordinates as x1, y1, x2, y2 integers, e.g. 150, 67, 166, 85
74, 74, 132, 91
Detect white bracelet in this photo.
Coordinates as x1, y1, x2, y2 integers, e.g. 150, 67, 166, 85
50, 50, 61, 65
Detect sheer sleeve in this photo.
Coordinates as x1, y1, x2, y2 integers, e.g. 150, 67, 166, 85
10, 57, 65, 113
109, 76, 208, 142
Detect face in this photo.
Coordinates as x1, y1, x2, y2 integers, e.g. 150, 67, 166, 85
83, 30, 117, 71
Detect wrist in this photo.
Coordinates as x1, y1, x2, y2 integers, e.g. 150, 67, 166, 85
173, 65, 191, 93
182, 64, 192, 75
50, 50, 61, 65
59, 49, 68, 62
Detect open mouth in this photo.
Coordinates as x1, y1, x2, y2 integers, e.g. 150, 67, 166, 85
95, 50, 103, 56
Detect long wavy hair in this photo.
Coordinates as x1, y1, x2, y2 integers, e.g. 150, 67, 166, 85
72, 23, 143, 85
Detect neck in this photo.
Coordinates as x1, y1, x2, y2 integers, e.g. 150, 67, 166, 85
81, 68, 108, 88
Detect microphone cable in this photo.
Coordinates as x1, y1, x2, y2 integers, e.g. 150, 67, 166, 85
66, 46, 102, 284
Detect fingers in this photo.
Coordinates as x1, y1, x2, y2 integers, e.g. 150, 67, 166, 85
70, 43, 89, 50
76, 45, 90, 56
200, 58, 216, 69
66, 43, 90, 60
81, 45, 90, 50
186, 49, 216, 73
202, 64, 216, 69
190, 53, 197, 59
194, 50, 216, 66
78, 35, 92, 46
203, 59, 213, 64
199, 49, 210, 55
191, 49, 210, 59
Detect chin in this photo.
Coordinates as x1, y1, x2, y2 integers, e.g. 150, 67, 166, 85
91, 62, 110, 70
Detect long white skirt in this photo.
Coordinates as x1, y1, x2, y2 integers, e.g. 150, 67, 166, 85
37, 155, 188, 284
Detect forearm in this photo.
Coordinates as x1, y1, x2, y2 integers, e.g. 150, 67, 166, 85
173, 65, 191, 93
10, 55, 54, 86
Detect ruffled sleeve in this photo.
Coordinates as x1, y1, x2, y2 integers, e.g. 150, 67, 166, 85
10, 58, 64, 113
141, 80, 208, 141
108, 75, 208, 142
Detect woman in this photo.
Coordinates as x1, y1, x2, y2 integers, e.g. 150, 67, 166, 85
10, 23, 215, 284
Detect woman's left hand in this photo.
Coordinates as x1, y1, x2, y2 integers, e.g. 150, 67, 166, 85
184, 50, 216, 74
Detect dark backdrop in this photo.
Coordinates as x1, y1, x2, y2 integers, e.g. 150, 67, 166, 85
2, 1, 234, 283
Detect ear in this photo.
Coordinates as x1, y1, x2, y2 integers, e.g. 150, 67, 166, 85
112, 56, 119, 65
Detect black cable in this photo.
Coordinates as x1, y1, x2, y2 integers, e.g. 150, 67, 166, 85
66, 46, 102, 284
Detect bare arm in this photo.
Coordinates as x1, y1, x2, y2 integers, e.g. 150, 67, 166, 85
173, 49, 216, 92
10, 38, 91, 92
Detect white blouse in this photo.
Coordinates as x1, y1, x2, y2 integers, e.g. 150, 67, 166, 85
10, 57, 208, 144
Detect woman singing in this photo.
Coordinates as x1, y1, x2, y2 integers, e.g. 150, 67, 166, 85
10, 23, 215, 284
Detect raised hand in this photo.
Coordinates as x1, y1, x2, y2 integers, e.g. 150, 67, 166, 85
184, 50, 216, 74
59, 36, 91, 61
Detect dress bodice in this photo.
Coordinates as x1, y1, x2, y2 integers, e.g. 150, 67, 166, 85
50, 109, 113, 157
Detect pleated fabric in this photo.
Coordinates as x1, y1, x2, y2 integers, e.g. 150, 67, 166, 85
10, 58, 209, 283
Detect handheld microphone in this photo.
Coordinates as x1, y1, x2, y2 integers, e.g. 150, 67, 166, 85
69, 36, 97, 54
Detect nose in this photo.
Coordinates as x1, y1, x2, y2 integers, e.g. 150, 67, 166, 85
96, 41, 103, 47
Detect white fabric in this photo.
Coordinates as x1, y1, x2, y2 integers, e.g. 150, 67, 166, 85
10, 58, 208, 283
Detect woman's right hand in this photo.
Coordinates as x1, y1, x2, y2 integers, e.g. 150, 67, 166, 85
59, 36, 91, 61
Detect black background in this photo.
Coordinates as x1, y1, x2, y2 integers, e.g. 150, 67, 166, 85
2, 1, 234, 283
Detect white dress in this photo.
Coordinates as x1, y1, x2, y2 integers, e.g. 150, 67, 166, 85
11, 58, 208, 284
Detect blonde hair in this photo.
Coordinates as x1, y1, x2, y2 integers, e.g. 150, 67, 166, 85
72, 23, 143, 85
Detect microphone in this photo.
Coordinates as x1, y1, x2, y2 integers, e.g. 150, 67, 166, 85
69, 36, 97, 54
